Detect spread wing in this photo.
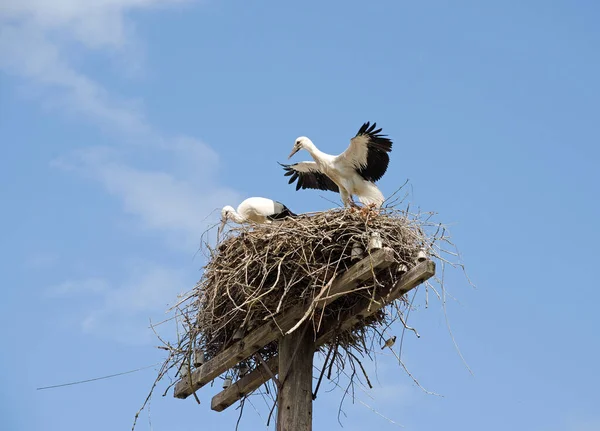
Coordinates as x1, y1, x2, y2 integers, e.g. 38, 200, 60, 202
337, 121, 393, 182
279, 162, 339, 192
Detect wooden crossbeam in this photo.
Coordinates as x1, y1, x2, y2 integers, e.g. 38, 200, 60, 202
174, 307, 304, 399
317, 260, 436, 343
211, 357, 278, 412
173, 248, 395, 400
210, 259, 436, 411
315, 247, 395, 307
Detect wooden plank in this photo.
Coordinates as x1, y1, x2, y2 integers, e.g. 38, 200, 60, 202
211, 357, 278, 412
387, 259, 436, 299
174, 307, 304, 399
210, 260, 435, 411
315, 247, 395, 307
174, 248, 396, 400
276, 322, 315, 431
212, 359, 281, 411
316, 260, 436, 343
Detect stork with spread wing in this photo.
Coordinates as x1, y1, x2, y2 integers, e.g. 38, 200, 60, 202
280, 122, 393, 208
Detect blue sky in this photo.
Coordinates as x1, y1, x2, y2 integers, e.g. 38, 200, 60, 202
1, 1, 600, 430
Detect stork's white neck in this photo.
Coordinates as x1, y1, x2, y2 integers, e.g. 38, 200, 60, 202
229, 211, 246, 223
302, 139, 327, 162
228, 210, 246, 223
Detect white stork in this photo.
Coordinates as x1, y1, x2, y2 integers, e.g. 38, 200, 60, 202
219, 197, 297, 236
280, 122, 393, 208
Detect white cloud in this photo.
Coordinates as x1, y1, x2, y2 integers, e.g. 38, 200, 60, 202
0, 0, 191, 134
0, 0, 189, 49
0, 22, 146, 132
53, 140, 240, 250
3, 0, 242, 340
54, 261, 191, 343
2, 0, 239, 248
48, 137, 240, 339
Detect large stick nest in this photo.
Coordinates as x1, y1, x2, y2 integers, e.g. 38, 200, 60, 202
160, 204, 448, 383
136, 203, 458, 428
195, 206, 428, 360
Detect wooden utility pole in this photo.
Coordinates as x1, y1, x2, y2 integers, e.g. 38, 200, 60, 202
276, 322, 315, 431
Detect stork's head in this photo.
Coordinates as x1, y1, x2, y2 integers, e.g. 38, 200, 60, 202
218, 206, 235, 237
288, 136, 312, 159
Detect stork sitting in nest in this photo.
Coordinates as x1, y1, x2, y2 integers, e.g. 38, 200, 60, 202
219, 197, 297, 236
280, 122, 393, 209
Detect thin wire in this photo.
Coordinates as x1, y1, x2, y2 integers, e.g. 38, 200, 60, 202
36, 362, 161, 390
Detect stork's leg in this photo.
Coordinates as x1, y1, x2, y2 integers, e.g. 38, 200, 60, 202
340, 189, 352, 208
340, 190, 358, 210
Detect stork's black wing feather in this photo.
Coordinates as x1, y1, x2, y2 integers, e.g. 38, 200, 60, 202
279, 162, 339, 193
352, 121, 393, 182
267, 202, 297, 220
